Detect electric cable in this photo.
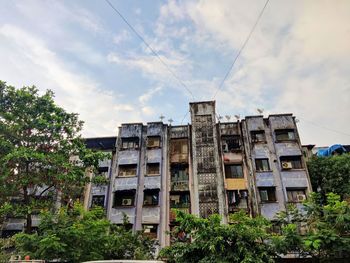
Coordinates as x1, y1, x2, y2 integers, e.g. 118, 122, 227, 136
212, 0, 270, 99
104, 0, 195, 100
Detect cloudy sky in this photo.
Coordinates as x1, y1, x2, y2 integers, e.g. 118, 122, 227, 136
1, 0, 349, 146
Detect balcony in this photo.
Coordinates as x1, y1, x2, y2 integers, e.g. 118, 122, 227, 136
171, 180, 189, 191
170, 153, 188, 163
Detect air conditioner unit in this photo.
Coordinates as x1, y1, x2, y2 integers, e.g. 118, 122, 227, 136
282, 162, 293, 169
297, 194, 306, 202
122, 199, 132, 206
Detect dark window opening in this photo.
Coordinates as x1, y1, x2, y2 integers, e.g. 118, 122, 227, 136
171, 164, 189, 191
224, 164, 244, 178
255, 158, 270, 172
147, 136, 161, 148
97, 167, 109, 177
170, 192, 190, 208
227, 190, 248, 212
146, 163, 160, 176
143, 189, 159, 206
113, 190, 136, 207
287, 188, 306, 203
222, 135, 240, 152
91, 195, 105, 208
251, 130, 266, 143
143, 224, 158, 239
275, 129, 296, 141
259, 187, 277, 202
121, 137, 139, 150
118, 164, 137, 177
280, 156, 303, 169
1, 230, 21, 238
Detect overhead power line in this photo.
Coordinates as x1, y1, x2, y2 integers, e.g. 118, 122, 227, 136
212, 0, 270, 99
104, 0, 195, 100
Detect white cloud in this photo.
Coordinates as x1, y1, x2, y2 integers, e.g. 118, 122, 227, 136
0, 24, 140, 137
113, 30, 131, 45
139, 86, 163, 104
153, 0, 350, 145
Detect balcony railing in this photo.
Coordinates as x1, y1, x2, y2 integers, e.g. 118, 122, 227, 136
170, 180, 189, 191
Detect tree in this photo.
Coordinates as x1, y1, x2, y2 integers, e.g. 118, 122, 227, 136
0, 81, 106, 233
273, 193, 350, 260
159, 210, 275, 263
307, 154, 350, 200
14, 204, 157, 262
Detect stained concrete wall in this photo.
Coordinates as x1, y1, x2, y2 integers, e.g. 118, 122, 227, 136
118, 150, 139, 164
108, 122, 167, 247
190, 101, 227, 221
242, 114, 311, 220
110, 207, 136, 224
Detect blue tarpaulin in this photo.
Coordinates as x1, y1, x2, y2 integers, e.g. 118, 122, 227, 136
317, 144, 347, 157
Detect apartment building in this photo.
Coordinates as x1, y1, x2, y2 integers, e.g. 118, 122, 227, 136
81, 101, 312, 247
2, 101, 311, 246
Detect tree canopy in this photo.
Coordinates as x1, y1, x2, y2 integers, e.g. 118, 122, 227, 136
307, 154, 350, 200
0, 81, 106, 232
159, 210, 275, 263
14, 203, 157, 262
160, 193, 350, 263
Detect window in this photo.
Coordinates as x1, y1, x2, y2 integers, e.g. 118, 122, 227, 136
255, 158, 270, 172
171, 139, 188, 154
143, 189, 159, 206
171, 164, 189, 182
97, 167, 108, 177
121, 137, 139, 150
251, 130, 266, 142
259, 187, 276, 202
170, 193, 190, 208
287, 188, 306, 203
147, 136, 161, 148
118, 164, 137, 177
91, 195, 105, 208
113, 190, 135, 207
171, 164, 189, 191
227, 190, 248, 212
275, 129, 296, 141
280, 156, 303, 170
1, 230, 21, 238
221, 135, 240, 152
224, 164, 244, 178
146, 163, 160, 176
143, 224, 158, 239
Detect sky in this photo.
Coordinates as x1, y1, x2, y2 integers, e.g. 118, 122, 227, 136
0, 0, 349, 146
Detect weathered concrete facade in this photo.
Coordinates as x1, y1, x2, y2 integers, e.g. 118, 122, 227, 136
103, 102, 311, 247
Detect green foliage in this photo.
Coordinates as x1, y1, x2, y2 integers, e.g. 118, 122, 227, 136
274, 193, 350, 259
303, 193, 350, 258
307, 154, 350, 199
0, 81, 108, 232
14, 203, 157, 262
0, 237, 15, 262
159, 210, 275, 263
